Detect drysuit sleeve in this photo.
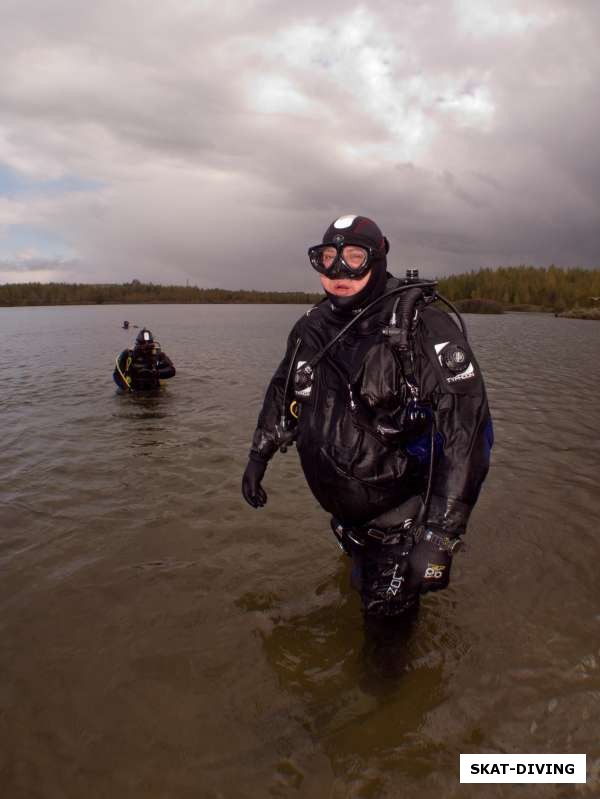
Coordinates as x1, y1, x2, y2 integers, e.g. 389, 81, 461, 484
156, 352, 176, 380
417, 308, 493, 537
250, 324, 302, 462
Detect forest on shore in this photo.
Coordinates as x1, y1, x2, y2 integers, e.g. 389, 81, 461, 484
1, 265, 600, 312
438, 265, 600, 313
0, 282, 322, 307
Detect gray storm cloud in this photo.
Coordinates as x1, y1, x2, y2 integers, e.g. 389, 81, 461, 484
1, 0, 599, 288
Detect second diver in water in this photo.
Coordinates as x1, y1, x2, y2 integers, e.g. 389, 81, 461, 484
113, 327, 176, 392
242, 214, 493, 619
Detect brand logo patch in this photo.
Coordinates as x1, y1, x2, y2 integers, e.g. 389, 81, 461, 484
294, 361, 313, 398
424, 563, 446, 580
435, 341, 476, 383
447, 362, 475, 383
386, 563, 404, 596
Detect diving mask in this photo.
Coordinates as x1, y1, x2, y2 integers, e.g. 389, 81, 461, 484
308, 240, 377, 280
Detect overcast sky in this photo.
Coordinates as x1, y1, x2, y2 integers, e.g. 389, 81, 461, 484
1, 0, 599, 290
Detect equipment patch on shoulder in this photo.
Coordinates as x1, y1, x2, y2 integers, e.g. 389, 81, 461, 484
446, 361, 475, 382
435, 342, 476, 383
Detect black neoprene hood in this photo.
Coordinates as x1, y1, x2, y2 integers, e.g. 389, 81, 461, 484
135, 328, 154, 346
319, 214, 390, 311
321, 214, 389, 254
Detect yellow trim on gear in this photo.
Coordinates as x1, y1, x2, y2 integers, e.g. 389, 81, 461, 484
115, 353, 133, 391
289, 400, 299, 419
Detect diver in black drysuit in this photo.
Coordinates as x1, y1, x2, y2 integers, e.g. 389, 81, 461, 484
113, 327, 176, 393
242, 215, 493, 618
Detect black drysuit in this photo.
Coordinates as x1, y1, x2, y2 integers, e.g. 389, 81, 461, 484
113, 347, 176, 392
250, 276, 493, 614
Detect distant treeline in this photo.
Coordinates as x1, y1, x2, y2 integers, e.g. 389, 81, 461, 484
1, 266, 599, 310
437, 265, 600, 311
0, 281, 322, 307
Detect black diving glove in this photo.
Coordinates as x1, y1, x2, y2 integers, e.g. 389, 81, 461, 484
406, 527, 459, 594
242, 456, 268, 508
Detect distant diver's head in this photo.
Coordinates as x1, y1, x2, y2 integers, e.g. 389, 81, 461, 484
308, 214, 390, 310
133, 328, 156, 359
135, 328, 154, 347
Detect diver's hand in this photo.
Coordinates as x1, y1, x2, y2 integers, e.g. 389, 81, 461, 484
242, 456, 268, 508
406, 530, 454, 594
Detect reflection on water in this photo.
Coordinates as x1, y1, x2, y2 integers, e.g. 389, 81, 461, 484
252, 562, 473, 796
1, 305, 600, 798
115, 394, 173, 421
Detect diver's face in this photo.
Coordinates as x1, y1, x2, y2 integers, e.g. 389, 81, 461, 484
319, 269, 372, 297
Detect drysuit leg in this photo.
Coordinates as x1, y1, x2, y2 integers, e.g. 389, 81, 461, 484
331, 497, 422, 618
354, 531, 420, 618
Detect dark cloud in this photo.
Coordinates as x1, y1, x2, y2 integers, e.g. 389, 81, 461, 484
1, 0, 600, 288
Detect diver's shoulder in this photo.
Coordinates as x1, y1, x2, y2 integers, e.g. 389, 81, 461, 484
419, 304, 464, 339
420, 304, 448, 323
294, 299, 327, 330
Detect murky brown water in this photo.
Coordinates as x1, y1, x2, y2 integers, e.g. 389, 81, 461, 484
1, 304, 599, 798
